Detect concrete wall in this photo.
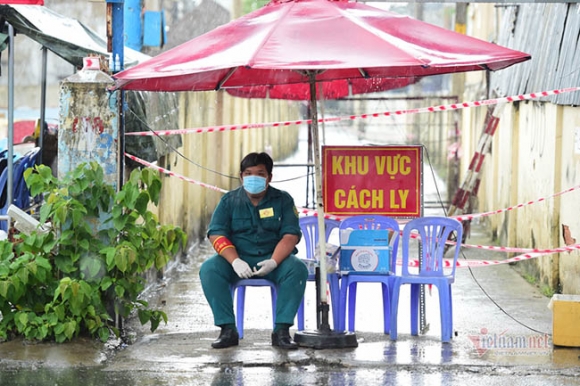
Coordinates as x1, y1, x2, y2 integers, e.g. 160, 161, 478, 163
461, 4, 580, 294
558, 107, 580, 293
468, 101, 580, 294
155, 90, 300, 245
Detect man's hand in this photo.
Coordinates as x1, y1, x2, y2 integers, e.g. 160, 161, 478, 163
253, 259, 278, 277
232, 258, 253, 279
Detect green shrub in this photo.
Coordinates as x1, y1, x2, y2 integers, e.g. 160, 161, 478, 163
0, 162, 187, 343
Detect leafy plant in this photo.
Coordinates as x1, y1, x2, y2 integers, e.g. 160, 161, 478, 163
0, 162, 187, 343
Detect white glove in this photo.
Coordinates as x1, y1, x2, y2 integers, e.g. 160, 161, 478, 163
232, 258, 253, 279
253, 259, 278, 277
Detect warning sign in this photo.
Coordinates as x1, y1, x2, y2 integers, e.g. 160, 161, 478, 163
323, 146, 423, 217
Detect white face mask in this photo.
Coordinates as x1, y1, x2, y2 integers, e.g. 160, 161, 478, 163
243, 175, 267, 194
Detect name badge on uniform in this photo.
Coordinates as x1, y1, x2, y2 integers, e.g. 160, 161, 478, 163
259, 208, 274, 218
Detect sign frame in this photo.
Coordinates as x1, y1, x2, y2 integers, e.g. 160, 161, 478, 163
323, 145, 424, 217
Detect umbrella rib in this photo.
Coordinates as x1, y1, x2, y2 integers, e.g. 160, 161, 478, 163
215, 67, 238, 90
358, 68, 369, 78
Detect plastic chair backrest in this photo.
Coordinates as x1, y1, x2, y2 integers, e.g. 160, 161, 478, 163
339, 215, 400, 272
13, 147, 41, 209
299, 216, 340, 260
401, 216, 463, 278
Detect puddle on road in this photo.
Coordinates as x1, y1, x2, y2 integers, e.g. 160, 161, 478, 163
2, 365, 579, 386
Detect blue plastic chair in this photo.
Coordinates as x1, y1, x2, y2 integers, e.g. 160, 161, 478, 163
297, 216, 341, 331
389, 216, 463, 342
13, 147, 41, 209
0, 148, 41, 232
337, 215, 400, 334
230, 279, 277, 339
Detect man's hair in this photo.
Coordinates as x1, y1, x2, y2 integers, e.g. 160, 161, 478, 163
240, 152, 273, 175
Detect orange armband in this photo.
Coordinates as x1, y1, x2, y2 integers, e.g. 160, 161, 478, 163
213, 236, 235, 255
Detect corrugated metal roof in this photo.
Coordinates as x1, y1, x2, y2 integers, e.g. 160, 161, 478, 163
491, 3, 580, 106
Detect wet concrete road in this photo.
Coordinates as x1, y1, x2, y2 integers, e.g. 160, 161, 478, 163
2, 126, 580, 384
2, 223, 580, 385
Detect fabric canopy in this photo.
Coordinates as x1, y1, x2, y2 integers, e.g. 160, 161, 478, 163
0, 4, 147, 68
0, 1, 43, 5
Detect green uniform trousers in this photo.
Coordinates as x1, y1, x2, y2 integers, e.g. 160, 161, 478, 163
199, 254, 308, 327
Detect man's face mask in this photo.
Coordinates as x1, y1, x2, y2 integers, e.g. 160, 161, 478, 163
243, 175, 267, 194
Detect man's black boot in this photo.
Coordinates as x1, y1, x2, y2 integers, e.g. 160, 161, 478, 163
271, 328, 298, 350
211, 327, 239, 349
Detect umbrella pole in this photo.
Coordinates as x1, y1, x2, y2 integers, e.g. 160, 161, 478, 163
294, 73, 358, 349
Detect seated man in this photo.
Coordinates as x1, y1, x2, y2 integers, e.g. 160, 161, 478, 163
199, 152, 308, 350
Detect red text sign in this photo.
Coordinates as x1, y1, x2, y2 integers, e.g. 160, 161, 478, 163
323, 146, 422, 217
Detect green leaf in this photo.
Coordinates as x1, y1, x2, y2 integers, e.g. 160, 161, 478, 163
17, 312, 28, 328
0, 280, 9, 298
100, 276, 113, 291
113, 215, 128, 231
114, 285, 125, 298
54, 204, 68, 226
115, 252, 128, 273
16, 267, 29, 286
134, 192, 150, 215
148, 179, 162, 205
138, 309, 150, 325
78, 239, 90, 251
54, 322, 65, 334
64, 320, 77, 340
98, 327, 110, 342
87, 257, 103, 278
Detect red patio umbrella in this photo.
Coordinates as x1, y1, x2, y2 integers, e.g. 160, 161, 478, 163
113, 0, 530, 92
113, 0, 530, 346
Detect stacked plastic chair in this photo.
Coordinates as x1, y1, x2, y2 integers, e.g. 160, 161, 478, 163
389, 216, 463, 342
0, 147, 41, 232
297, 216, 341, 330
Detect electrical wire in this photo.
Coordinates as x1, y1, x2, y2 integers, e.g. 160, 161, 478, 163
127, 107, 317, 184
126, 108, 237, 180
422, 145, 551, 336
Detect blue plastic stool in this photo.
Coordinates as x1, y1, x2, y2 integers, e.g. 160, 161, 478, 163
230, 279, 277, 339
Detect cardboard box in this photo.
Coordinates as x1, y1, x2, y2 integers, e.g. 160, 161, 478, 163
339, 229, 391, 275
550, 294, 580, 347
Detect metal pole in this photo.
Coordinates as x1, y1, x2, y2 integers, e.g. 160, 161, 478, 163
308, 72, 331, 330
107, 0, 125, 73
0, 22, 15, 231
294, 75, 357, 349
7, 22, 14, 213
39, 46, 48, 166
106, 0, 125, 189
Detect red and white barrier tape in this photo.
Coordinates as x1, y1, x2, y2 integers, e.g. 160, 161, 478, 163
452, 184, 580, 222
127, 153, 580, 260
404, 242, 580, 268
125, 87, 580, 137
298, 181, 580, 253
125, 154, 228, 194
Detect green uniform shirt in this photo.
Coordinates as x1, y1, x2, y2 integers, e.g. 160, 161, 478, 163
208, 186, 301, 258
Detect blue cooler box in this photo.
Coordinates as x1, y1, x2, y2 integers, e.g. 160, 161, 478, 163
340, 229, 392, 275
